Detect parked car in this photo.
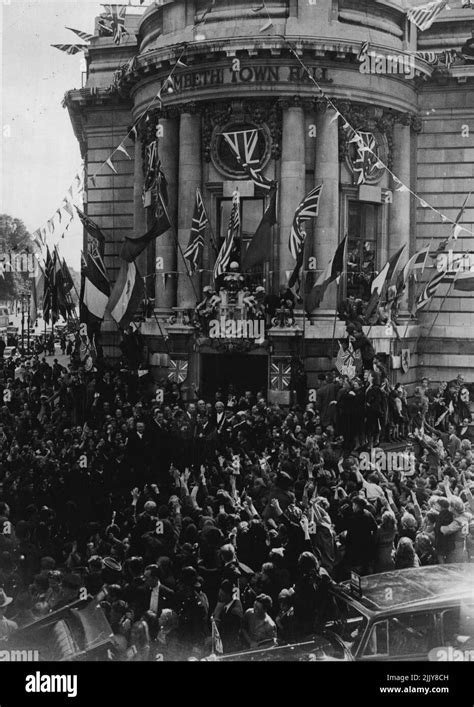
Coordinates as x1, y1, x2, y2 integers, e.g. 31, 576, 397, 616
211, 564, 474, 662
6, 599, 115, 661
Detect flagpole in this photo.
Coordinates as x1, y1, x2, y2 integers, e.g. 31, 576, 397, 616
331, 277, 340, 368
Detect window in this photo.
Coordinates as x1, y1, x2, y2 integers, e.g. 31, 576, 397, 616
346, 201, 378, 301
363, 621, 388, 658
441, 605, 474, 646
388, 612, 437, 657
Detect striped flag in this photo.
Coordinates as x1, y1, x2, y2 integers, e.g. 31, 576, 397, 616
352, 132, 378, 185
414, 267, 453, 312
407, 0, 447, 31
222, 129, 275, 192
288, 185, 323, 260
51, 44, 87, 55
66, 27, 94, 42
214, 190, 240, 280
211, 618, 223, 656
364, 245, 407, 320
397, 245, 431, 292
184, 189, 209, 273
78, 209, 110, 324
107, 261, 144, 330
434, 192, 472, 254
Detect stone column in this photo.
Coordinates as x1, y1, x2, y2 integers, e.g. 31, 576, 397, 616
389, 123, 411, 310
312, 107, 340, 313
278, 103, 306, 289
177, 110, 201, 308
155, 115, 179, 311
133, 137, 148, 288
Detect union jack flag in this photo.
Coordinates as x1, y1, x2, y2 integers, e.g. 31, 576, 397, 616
100, 5, 128, 44
222, 129, 275, 192
51, 44, 87, 55
288, 185, 323, 260
335, 342, 362, 379
214, 191, 240, 280
184, 189, 209, 273
168, 359, 188, 384
270, 360, 292, 391
414, 267, 454, 312
352, 132, 378, 186
407, 0, 447, 32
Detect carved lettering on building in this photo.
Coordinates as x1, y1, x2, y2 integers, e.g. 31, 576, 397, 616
166, 65, 330, 94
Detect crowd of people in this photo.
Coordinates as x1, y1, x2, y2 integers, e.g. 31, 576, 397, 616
0, 343, 473, 660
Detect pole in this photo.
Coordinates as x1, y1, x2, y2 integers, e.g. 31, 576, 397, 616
21, 294, 25, 354
27, 294, 31, 354
330, 278, 340, 367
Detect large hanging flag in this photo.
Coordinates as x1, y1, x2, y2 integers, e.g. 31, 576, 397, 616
183, 189, 209, 273
397, 245, 430, 293
214, 190, 240, 280
121, 181, 171, 262
222, 129, 276, 192
51, 44, 88, 55
107, 261, 144, 330
30, 261, 45, 324
306, 236, 347, 313
43, 247, 55, 324
407, 0, 447, 31
242, 187, 277, 271
100, 4, 128, 44
335, 342, 362, 379
78, 208, 110, 324
66, 27, 94, 42
414, 267, 453, 311
288, 185, 323, 260
364, 245, 406, 319
76, 207, 106, 244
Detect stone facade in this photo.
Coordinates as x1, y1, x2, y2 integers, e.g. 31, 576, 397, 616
65, 0, 474, 397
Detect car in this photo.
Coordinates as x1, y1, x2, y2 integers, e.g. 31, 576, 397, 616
211, 564, 474, 662
6, 599, 115, 661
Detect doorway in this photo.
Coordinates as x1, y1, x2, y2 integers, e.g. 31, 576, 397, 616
200, 353, 268, 399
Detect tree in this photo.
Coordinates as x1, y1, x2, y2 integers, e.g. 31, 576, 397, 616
0, 214, 34, 301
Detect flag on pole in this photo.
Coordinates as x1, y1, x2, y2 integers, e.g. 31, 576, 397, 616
107, 261, 145, 329
65, 27, 94, 42
183, 189, 209, 273
51, 44, 88, 54
414, 267, 453, 312
397, 245, 431, 293
30, 261, 45, 324
453, 270, 474, 292
221, 129, 276, 192
43, 247, 54, 324
214, 190, 240, 280
407, 0, 448, 31
120, 176, 171, 262
288, 185, 323, 260
101, 5, 128, 44
242, 187, 277, 270
364, 245, 406, 320
435, 192, 472, 254
76, 207, 106, 245
306, 236, 347, 313
211, 619, 224, 656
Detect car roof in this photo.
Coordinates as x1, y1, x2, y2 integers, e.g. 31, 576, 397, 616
336, 564, 474, 615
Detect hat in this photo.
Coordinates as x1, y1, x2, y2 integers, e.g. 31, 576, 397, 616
181, 566, 201, 589
103, 557, 122, 573
0, 588, 13, 608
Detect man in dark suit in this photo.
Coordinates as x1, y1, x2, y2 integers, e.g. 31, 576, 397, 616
125, 420, 150, 483
177, 403, 198, 467
148, 409, 171, 482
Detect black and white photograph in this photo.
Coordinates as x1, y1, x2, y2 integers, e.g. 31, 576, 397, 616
1, 0, 474, 697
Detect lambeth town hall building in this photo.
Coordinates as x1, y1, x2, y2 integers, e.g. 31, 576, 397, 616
65, 0, 474, 401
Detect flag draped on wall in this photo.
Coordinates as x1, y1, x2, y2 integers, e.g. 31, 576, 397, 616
214, 190, 240, 280
222, 129, 276, 192
183, 189, 209, 273
242, 187, 277, 271
352, 132, 377, 185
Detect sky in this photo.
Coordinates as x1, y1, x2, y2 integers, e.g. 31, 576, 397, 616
1, 0, 116, 269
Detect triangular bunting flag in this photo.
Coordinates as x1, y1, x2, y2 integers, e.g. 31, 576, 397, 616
419, 199, 429, 208
329, 111, 340, 124
106, 158, 117, 174
117, 144, 131, 159
259, 19, 273, 32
